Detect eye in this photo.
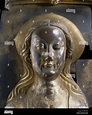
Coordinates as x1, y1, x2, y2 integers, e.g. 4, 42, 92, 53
52, 41, 64, 50
35, 42, 46, 51
53, 43, 61, 50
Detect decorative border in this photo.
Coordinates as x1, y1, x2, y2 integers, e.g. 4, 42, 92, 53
5, 0, 92, 9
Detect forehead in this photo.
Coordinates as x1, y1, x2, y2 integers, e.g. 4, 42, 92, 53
31, 26, 66, 43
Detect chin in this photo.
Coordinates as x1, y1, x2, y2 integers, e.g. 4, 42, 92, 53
41, 70, 59, 80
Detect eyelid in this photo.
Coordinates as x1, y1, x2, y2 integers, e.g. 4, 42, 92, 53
35, 40, 47, 52
52, 44, 61, 50
52, 41, 64, 50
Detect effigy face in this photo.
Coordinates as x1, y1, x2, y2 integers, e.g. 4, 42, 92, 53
31, 26, 66, 80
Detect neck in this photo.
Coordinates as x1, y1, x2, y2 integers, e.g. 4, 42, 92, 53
30, 73, 64, 99
27, 73, 69, 108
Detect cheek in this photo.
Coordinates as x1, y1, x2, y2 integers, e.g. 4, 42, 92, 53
31, 48, 41, 68
54, 47, 65, 59
55, 49, 65, 67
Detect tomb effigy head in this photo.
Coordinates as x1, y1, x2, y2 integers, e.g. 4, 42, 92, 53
5, 13, 88, 108
30, 23, 70, 80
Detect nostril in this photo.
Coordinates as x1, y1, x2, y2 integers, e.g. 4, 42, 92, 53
48, 56, 53, 61
44, 56, 53, 61
44, 57, 48, 61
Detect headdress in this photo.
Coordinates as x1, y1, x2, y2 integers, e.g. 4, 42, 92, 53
14, 13, 86, 64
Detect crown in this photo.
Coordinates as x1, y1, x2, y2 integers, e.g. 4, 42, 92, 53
5, 0, 92, 9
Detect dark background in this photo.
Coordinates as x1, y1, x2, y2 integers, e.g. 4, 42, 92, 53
0, 0, 5, 9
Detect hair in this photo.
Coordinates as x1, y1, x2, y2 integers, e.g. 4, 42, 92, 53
6, 19, 78, 103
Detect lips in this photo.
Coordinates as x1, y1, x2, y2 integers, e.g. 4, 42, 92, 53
44, 62, 54, 68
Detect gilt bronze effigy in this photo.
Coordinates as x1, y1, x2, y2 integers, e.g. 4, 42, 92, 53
4, 13, 88, 108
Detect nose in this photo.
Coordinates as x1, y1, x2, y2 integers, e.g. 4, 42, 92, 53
45, 46, 53, 61
45, 55, 53, 61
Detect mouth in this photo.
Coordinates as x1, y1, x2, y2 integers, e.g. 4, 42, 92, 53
43, 62, 54, 68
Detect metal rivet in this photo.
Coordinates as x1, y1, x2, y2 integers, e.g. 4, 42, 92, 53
45, 9, 48, 12
20, 31, 22, 34
83, 64, 85, 67
20, 9, 22, 12
7, 20, 10, 23
45, 31, 47, 34
32, 20, 35, 23
83, 20, 85, 23
7, 85, 10, 88
7, 63, 10, 66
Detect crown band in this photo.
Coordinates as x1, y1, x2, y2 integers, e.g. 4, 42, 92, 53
5, 0, 92, 9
